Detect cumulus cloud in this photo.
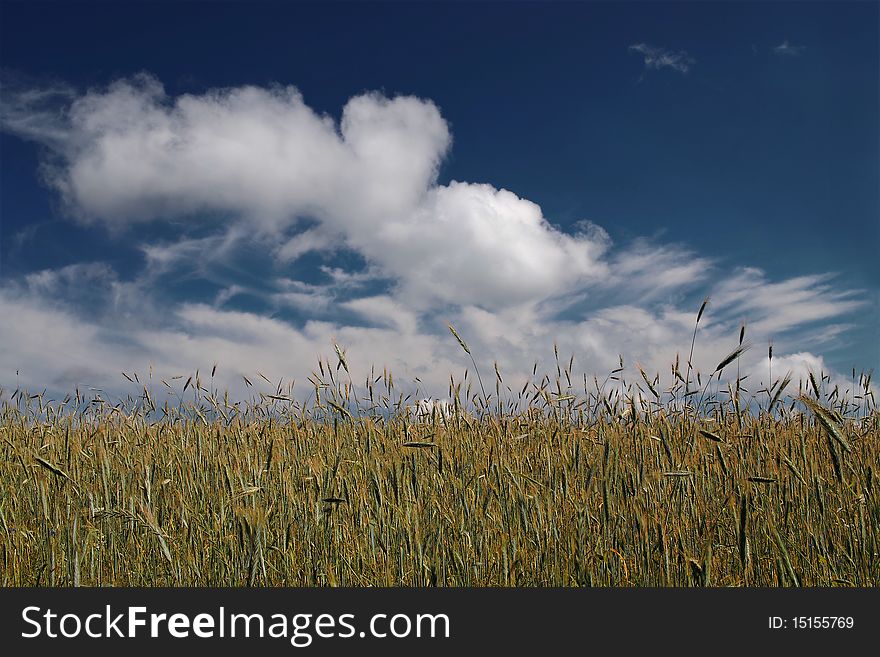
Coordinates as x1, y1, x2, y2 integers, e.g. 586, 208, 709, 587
375, 181, 610, 308
2, 74, 609, 311
2, 74, 448, 228
628, 43, 694, 74
0, 74, 872, 407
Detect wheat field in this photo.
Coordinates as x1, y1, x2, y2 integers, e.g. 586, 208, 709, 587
1, 324, 877, 587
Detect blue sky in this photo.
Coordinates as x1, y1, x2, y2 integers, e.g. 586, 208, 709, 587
1, 1, 877, 401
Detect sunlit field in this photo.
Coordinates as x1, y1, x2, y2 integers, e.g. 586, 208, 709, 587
2, 315, 876, 588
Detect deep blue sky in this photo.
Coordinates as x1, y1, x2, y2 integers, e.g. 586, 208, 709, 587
1, 1, 878, 385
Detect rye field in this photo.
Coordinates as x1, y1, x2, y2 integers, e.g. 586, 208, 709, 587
1, 331, 877, 587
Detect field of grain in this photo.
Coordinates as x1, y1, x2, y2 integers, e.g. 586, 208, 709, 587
1, 328, 877, 587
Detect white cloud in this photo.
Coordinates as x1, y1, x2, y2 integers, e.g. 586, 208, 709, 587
270, 279, 335, 313
0, 75, 872, 408
628, 43, 694, 74
23, 262, 115, 296
712, 268, 865, 336
2, 75, 609, 312
0, 77, 78, 149
606, 241, 712, 299
276, 227, 338, 262
214, 284, 247, 307
372, 181, 610, 309
773, 40, 805, 57
0, 288, 138, 391
11, 75, 448, 230
342, 295, 419, 334
0, 263, 871, 408
141, 234, 224, 277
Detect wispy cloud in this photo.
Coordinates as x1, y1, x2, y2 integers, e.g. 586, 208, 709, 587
712, 269, 864, 336
0, 258, 868, 403
773, 40, 805, 57
628, 43, 694, 74
276, 227, 338, 263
